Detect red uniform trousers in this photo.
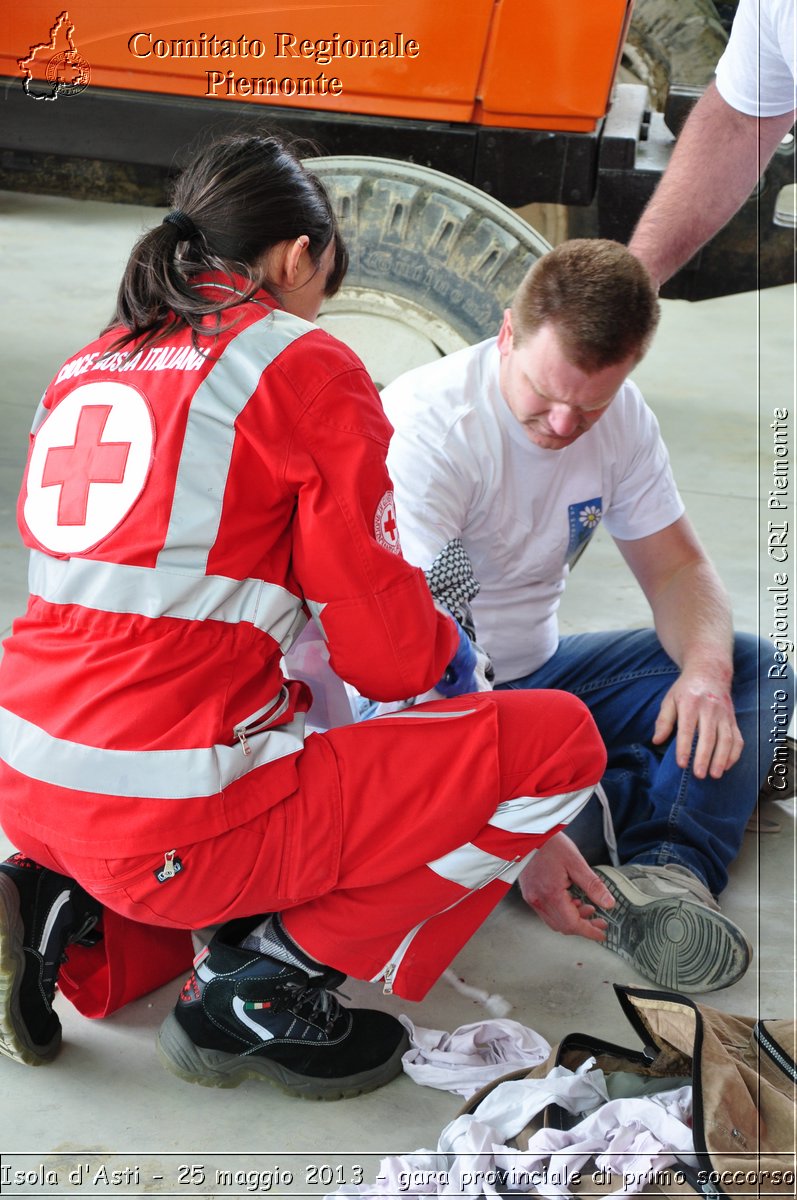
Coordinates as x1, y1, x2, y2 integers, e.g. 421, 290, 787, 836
5, 689, 605, 1011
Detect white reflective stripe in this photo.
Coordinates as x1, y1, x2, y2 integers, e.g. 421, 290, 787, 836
158, 310, 314, 572
372, 844, 528, 989
379, 708, 478, 721
0, 705, 305, 800
426, 786, 594, 889
426, 842, 515, 889
28, 551, 307, 652
31, 393, 48, 435
373, 792, 579, 987
373, 788, 593, 989
490, 787, 594, 837
232, 996, 275, 1041
38, 889, 70, 955
305, 600, 328, 640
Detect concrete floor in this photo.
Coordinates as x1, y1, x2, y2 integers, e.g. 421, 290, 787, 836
0, 190, 794, 1193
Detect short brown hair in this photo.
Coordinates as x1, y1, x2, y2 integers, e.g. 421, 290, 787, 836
510, 239, 659, 370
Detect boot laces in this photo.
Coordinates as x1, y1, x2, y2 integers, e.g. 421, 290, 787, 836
283, 979, 347, 1033
70, 911, 101, 948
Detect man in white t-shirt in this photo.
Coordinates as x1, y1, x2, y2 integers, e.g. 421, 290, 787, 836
628, 0, 796, 287
382, 239, 785, 993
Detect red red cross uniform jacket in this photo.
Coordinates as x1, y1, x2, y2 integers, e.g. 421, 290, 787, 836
0, 280, 605, 1009
1, 282, 456, 853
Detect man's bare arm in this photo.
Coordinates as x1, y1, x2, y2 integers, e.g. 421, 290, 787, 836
628, 81, 795, 289
615, 515, 743, 780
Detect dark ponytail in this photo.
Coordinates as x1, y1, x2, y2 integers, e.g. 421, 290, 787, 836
105, 131, 347, 351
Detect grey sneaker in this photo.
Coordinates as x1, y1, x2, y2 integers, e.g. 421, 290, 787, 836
591, 863, 752, 993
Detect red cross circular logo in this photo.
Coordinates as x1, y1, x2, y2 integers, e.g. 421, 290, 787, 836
374, 490, 401, 554
24, 381, 154, 554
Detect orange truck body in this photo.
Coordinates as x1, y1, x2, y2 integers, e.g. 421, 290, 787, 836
1, 2, 791, 299
2, 0, 632, 131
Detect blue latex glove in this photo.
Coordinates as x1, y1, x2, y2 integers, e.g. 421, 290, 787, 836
435, 619, 478, 698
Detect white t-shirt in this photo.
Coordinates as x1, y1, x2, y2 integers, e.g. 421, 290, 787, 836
382, 339, 685, 685
715, 0, 796, 116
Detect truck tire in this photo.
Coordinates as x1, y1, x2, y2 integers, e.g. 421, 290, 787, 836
310, 156, 550, 387
623, 0, 729, 109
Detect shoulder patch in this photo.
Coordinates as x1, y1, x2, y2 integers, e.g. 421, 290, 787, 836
374, 490, 401, 554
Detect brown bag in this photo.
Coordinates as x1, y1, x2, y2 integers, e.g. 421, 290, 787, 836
461, 984, 796, 1198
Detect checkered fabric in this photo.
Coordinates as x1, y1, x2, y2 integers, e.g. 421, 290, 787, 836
424, 538, 480, 635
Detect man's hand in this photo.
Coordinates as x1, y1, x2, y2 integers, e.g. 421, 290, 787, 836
518, 832, 615, 943
652, 672, 743, 780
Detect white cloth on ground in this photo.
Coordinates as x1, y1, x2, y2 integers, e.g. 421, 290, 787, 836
330, 1016, 695, 1200
516, 1086, 695, 1196
399, 1013, 551, 1098
332, 1077, 693, 1200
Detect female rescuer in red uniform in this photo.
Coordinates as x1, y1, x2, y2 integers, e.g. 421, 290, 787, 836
0, 132, 610, 1099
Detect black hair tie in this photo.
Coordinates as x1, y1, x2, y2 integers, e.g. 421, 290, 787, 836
162, 210, 198, 240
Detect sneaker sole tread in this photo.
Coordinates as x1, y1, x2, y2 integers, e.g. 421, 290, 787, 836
156, 1011, 409, 1100
595, 868, 752, 993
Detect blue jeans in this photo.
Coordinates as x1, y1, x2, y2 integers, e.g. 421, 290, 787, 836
497, 629, 792, 895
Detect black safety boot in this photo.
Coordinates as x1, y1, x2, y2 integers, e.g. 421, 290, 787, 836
157, 918, 409, 1099
0, 853, 101, 1065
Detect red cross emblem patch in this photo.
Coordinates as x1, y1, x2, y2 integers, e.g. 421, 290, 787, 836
24, 381, 155, 554
374, 490, 401, 554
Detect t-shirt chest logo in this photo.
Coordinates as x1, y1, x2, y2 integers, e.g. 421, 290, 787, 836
566, 496, 603, 569
24, 381, 155, 554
